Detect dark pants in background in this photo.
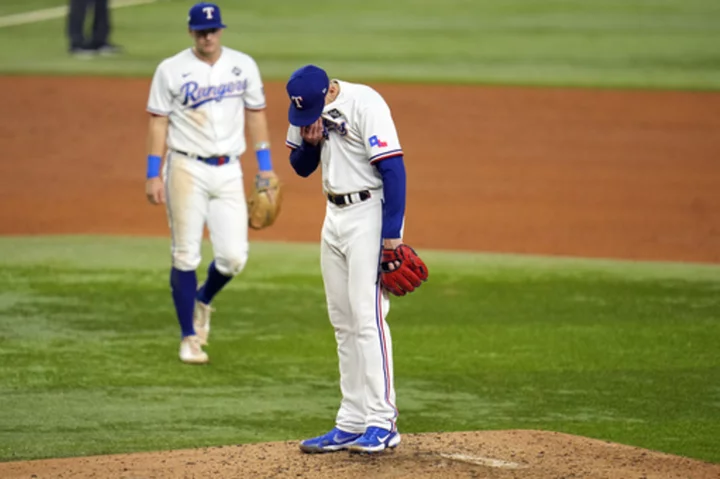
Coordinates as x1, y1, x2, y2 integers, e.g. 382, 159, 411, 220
67, 0, 110, 50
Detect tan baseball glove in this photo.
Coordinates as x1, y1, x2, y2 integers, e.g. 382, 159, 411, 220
247, 173, 283, 230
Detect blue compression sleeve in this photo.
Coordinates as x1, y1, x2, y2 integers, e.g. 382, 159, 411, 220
289, 141, 321, 177
376, 155, 407, 239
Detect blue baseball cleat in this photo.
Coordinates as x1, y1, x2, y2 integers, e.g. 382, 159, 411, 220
299, 427, 362, 453
348, 426, 401, 453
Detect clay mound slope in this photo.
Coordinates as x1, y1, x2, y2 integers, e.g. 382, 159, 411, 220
1, 430, 718, 479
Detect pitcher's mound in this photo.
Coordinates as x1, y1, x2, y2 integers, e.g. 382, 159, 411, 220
1, 430, 717, 478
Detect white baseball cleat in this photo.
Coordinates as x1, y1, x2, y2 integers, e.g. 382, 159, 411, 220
193, 301, 214, 346
179, 335, 209, 364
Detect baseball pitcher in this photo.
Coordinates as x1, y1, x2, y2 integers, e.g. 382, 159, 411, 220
145, 2, 282, 365
285, 65, 429, 453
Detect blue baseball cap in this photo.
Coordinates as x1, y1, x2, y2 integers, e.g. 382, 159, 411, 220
286, 65, 330, 127
188, 2, 226, 31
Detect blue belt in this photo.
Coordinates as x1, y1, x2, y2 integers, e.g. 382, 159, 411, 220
174, 149, 232, 166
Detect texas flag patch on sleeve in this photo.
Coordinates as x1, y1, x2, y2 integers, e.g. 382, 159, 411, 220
367, 135, 402, 163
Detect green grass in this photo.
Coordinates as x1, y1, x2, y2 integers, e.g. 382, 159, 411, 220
0, 0, 719, 89
0, 235, 719, 463
0, 0, 64, 16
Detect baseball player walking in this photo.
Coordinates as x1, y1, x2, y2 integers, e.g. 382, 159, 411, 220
145, 2, 278, 365
285, 65, 428, 453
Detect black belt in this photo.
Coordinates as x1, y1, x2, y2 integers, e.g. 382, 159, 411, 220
173, 149, 232, 166
327, 190, 371, 206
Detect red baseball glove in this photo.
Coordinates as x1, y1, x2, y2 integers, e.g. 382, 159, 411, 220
380, 244, 429, 296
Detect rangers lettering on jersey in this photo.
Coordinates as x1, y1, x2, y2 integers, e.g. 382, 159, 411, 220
181, 79, 248, 108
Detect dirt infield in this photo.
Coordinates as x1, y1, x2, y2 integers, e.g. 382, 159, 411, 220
1, 76, 719, 476
1, 430, 718, 479
1, 76, 719, 262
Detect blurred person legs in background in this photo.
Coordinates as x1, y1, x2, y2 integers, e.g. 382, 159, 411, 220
67, 0, 123, 56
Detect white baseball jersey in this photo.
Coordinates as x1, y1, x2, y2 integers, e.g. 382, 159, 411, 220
147, 47, 265, 159
285, 80, 403, 194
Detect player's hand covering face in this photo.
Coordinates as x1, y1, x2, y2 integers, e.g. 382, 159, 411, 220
300, 118, 325, 146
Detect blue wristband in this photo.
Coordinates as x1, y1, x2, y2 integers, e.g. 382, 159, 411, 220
256, 148, 273, 172
146, 155, 162, 179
